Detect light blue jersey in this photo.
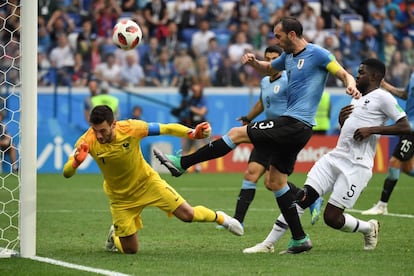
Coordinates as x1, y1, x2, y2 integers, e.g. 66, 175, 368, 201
260, 71, 289, 119
404, 73, 414, 129
271, 43, 337, 126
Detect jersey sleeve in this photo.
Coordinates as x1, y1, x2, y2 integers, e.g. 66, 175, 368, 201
313, 47, 342, 75
382, 91, 407, 122
270, 53, 286, 71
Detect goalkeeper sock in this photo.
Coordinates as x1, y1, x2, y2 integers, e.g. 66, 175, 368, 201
114, 236, 124, 253
181, 137, 234, 170
192, 206, 217, 222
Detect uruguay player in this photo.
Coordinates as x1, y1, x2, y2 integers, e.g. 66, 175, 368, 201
154, 17, 360, 253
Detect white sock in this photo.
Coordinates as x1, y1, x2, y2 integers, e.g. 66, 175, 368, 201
262, 205, 305, 245
378, 201, 388, 207
341, 213, 372, 234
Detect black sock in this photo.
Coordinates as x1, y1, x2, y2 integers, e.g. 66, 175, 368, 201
181, 138, 233, 169
276, 189, 306, 240
234, 189, 256, 223
380, 178, 398, 202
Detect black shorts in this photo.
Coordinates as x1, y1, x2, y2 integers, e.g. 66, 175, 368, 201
392, 133, 414, 161
248, 147, 270, 169
246, 116, 313, 175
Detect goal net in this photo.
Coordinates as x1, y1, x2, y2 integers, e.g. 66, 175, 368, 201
1, 0, 37, 258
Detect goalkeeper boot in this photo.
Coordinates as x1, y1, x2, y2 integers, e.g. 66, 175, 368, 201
216, 211, 244, 236
309, 197, 323, 225
153, 148, 185, 177
282, 235, 312, 254
361, 202, 388, 215
243, 243, 275, 254
364, 219, 379, 250
105, 225, 118, 252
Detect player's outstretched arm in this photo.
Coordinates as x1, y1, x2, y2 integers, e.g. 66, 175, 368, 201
156, 122, 211, 139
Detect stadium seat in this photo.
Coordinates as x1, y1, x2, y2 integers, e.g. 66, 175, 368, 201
340, 14, 364, 35
212, 29, 231, 47
181, 28, 198, 48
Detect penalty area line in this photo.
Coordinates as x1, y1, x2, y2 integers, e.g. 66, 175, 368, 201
349, 209, 414, 219
30, 256, 131, 276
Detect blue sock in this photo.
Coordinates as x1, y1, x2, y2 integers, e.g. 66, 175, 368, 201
222, 134, 237, 149
388, 167, 400, 180
241, 179, 256, 190
273, 184, 290, 198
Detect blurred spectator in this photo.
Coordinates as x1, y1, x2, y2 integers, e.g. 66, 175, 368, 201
75, 18, 97, 61
72, 52, 90, 87
163, 20, 181, 57
144, 0, 169, 39
214, 55, 243, 87
298, 5, 317, 33
88, 36, 102, 73
246, 5, 264, 40
387, 50, 410, 87
38, 16, 52, 53
180, 83, 209, 173
114, 47, 139, 67
131, 105, 143, 120
195, 55, 212, 87
383, 32, 398, 67
0, 111, 18, 173
191, 19, 216, 57
359, 23, 383, 61
306, 16, 339, 48
174, 43, 196, 77
84, 79, 100, 122
49, 33, 75, 86
142, 37, 161, 80
339, 21, 361, 74
46, 9, 76, 47
91, 81, 120, 119
382, 3, 404, 41
119, 52, 146, 87
121, 0, 138, 12
254, 0, 284, 23
368, 0, 387, 29
205, 0, 229, 29
399, 0, 414, 41
174, 0, 198, 29
94, 52, 121, 86
230, 0, 254, 26
401, 36, 414, 70
227, 31, 253, 68
94, 0, 122, 40
253, 23, 272, 53
313, 91, 331, 135
37, 47, 53, 86
150, 47, 178, 87
283, 0, 307, 17
175, 66, 198, 99
38, 0, 61, 21
206, 37, 223, 85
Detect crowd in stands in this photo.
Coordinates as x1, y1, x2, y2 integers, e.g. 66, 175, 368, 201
1, 0, 414, 90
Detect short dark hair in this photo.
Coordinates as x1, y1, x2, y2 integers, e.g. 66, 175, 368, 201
361, 58, 386, 80
275, 17, 303, 37
265, 45, 283, 55
89, 105, 114, 125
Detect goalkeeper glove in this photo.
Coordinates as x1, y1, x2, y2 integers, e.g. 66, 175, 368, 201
188, 122, 211, 139
72, 142, 89, 168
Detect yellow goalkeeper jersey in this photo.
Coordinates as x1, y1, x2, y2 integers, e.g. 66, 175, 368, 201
75, 119, 160, 206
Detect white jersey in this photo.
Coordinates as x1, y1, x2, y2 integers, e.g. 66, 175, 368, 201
329, 88, 406, 169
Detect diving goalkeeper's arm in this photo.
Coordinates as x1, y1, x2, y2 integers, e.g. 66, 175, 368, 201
148, 121, 211, 139
63, 142, 89, 178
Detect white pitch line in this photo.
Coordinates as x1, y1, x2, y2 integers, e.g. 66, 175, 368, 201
30, 256, 131, 276
348, 209, 414, 219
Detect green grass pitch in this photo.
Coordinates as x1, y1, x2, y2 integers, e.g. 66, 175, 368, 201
2, 172, 414, 275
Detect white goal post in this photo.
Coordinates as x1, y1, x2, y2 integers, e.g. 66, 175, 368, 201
0, 0, 37, 258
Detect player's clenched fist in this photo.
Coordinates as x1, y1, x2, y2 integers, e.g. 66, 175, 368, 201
72, 142, 89, 168
188, 122, 211, 139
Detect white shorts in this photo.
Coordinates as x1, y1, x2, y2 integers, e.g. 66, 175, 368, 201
305, 153, 372, 209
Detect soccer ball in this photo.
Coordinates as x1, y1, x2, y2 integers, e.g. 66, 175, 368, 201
112, 19, 142, 50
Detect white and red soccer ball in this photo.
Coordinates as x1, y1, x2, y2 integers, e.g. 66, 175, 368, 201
112, 19, 142, 50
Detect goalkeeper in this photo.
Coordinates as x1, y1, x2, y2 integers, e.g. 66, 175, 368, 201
63, 105, 243, 254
